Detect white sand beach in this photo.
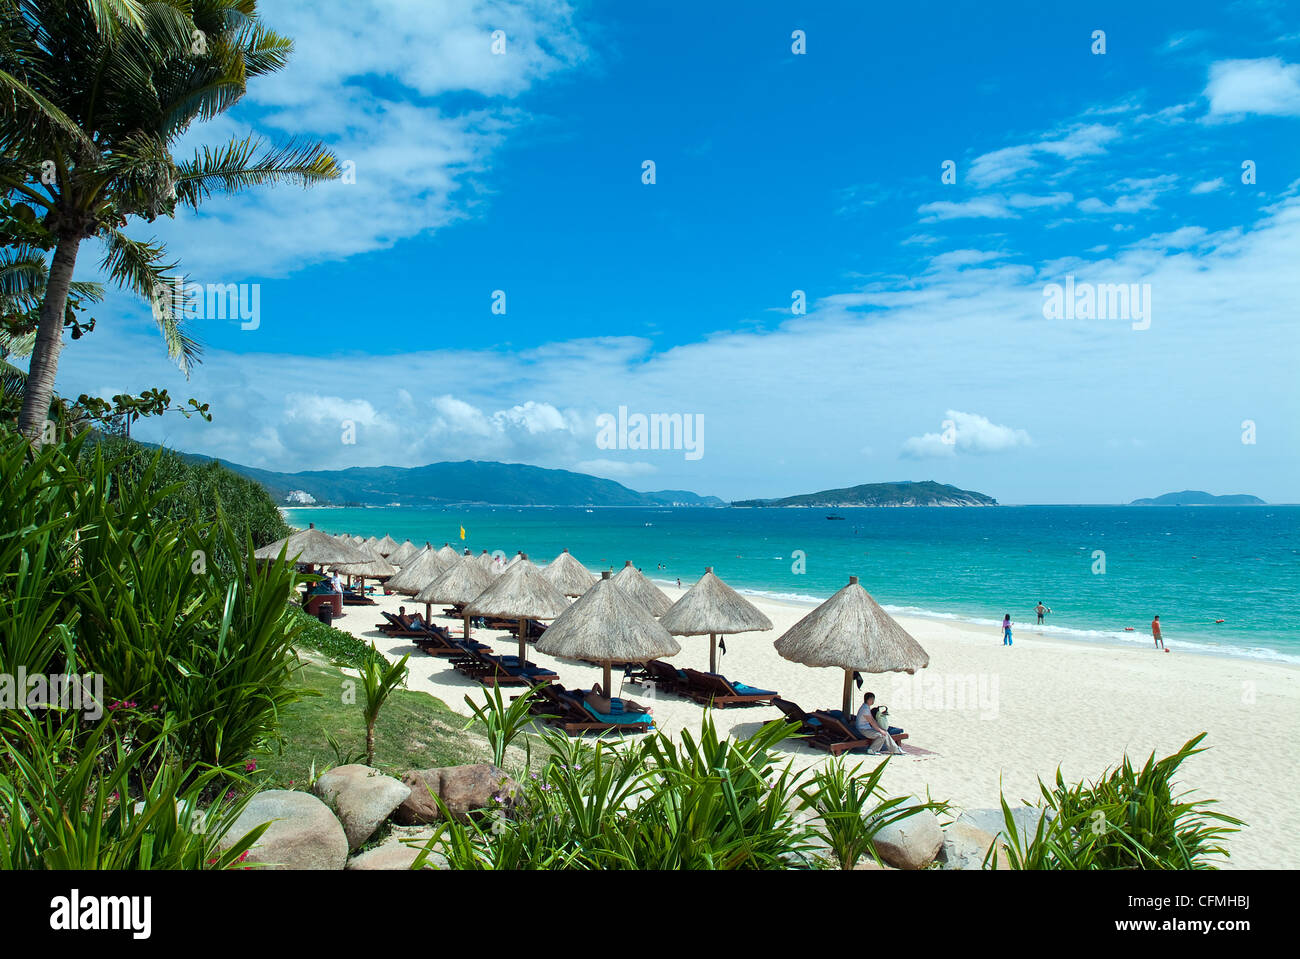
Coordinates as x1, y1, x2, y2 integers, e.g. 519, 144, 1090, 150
334, 584, 1300, 870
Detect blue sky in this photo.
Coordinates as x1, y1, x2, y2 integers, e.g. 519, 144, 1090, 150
47, 0, 1300, 503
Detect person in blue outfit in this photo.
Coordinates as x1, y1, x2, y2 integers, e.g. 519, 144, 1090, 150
1002, 614, 1013, 646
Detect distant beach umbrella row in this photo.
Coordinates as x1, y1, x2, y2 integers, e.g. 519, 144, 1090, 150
260, 526, 928, 716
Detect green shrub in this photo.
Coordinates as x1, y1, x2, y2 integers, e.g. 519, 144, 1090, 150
288, 606, 389, 670
81, 435, 290, 573
988, 733, 1243, 870
0, 429, 304, 779
417, 709, 823, 870
0, 712, 268, 870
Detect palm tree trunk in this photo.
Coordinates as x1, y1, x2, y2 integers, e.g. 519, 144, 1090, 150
17, 235, 83, 446
366, 722, 375, 766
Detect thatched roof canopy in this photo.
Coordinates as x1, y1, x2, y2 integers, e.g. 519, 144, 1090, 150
334, 541, 398, 578
611, 561, 671, 617
437, 543, 460, 564
543, 549, 598, 598
254, 524, 371, 566
375, 534, 400, 556
774, 576, 928, 674
465, 556, 569, 621
414, 556, 493, 606
388, 540, 420, 567
537, 571, 681, 691
660, 567, 773, 636
384, 547, 448, 595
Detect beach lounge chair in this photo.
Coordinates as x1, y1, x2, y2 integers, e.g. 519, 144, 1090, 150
413, 630, 492, 658
681, 669, 778, 708
528, 685, 651, 735
636, 659, 688, 695
341, 587, 376, 606
802, 711, 875, 756
772, 697, 834, 742
453, 647, 558, 688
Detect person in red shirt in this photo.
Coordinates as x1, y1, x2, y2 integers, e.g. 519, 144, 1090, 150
1152, 615, 1165, 650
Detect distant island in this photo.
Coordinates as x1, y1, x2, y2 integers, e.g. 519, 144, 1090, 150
1129, 490, 1267, 506
733, 480, 997, 508
168, 453, 726, 508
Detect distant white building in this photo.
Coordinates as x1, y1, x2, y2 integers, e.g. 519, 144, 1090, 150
286, 490, 317, 505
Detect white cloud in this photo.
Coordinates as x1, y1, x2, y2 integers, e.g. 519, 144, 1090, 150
967, 125, 1119, 187
901, 411, 1033, 459
123, 1, 587, 280
918, 192, 1071, 222
1191, 177, 1226, 194
1204, 58, 1300, 118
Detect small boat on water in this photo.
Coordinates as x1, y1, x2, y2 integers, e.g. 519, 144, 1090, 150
826, 514, 845, 520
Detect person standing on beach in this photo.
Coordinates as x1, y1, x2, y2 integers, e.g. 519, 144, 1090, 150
1152, 615, 1164, 650
1002, 614, 1013, 646
1035, 601, 1050, 624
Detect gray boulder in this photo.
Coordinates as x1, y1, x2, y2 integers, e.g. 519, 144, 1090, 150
394, 764, 519, 825
869, 809, 944, 870
218, 790, 348, 870
953, 805, 1054, 847
940, 820, 1010, 870
346, 827, 448, 871
313, 764, 411, 851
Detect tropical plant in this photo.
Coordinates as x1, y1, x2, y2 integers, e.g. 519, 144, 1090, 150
0, 427, 305, 781
357, 644, 408, 766
0, 0, 339, 444
799, 756, 947, 870
0, 711, 270, 870
463, 683, 551, 771
987, 733, 1242, 870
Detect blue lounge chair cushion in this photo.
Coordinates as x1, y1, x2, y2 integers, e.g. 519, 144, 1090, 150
731, 681, 777, 697
581, 702, 652, 725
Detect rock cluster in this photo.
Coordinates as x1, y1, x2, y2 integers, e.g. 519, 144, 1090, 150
216, 763, 517, 870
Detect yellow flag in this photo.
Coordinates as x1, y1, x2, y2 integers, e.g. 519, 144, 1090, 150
459, 525, 466, 541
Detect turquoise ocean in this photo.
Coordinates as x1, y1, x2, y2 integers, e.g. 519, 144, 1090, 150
285, 505, 1300, 665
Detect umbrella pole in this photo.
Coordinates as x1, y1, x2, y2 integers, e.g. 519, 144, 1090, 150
709, 632, 717, 673
463, 612, 471, 640
425, 602, 431, 622
603, 661, 612, 698
518, 618, 527, 661
842, 669, 853, 716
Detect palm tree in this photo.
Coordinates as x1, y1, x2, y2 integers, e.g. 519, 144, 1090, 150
0, 0, 339, 446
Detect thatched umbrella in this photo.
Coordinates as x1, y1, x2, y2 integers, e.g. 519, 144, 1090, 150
375, 534, 400, 557
365, 536, 382, 550
660, 567, 773, 673
543, 549, 597, 598
384, 546, 446, 596
352, 535, 366, 545
388, 539, 420, 567
254, 524, 371, 569
611, 561, 671, 617
774, 575, 930, 715
437, 543, 461, 564
538, 571, 681, 695
466, 555, 570, 661
415, 556, 493, 637
334, 542, 398, 592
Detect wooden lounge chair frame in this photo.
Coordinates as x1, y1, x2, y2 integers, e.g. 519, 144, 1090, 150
681, 669, 778, 708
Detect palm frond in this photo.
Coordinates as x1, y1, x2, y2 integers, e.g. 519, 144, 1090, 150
98, 227, 202, 373
173, 134, 339, 207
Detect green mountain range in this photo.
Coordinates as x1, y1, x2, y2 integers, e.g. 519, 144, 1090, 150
170, 453, 726, 507
732, 480, 997, 508
1129, 490, 1266, 506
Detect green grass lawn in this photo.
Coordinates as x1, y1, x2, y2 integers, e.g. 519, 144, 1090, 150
252, 656, 488, 788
